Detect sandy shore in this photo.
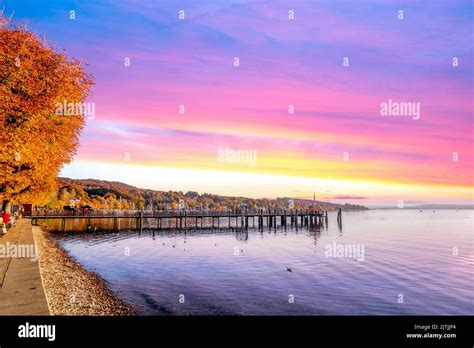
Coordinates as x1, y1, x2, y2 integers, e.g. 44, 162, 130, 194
32, 226, 134, 315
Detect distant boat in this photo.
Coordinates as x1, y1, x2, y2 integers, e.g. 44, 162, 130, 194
309, 193, 322, 213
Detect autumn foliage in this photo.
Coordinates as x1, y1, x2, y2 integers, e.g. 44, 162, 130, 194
0, 12, 93, 211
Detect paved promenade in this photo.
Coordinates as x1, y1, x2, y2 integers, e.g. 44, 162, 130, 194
0, 218, 50, 315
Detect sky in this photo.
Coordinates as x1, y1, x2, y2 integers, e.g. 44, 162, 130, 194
4, 0, 473, 206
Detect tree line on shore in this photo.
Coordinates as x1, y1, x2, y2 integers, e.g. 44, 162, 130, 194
35, 178, 368, 212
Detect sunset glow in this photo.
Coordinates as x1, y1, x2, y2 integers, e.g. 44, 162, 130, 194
7, 0, 473, 204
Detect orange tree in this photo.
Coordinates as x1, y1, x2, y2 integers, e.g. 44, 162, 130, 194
0, 13, 93, 211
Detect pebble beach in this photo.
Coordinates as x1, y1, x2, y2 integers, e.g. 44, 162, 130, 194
32, 226, 134, 316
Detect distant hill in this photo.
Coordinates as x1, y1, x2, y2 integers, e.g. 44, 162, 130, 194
374, 204, 473, 210
34, 177, 369, 212
405, 204, 473, 210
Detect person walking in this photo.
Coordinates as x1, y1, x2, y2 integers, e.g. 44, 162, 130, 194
1, 210, 11, 233
0, 211, 6, 235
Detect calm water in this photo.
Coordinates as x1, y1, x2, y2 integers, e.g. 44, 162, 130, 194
47, 210, 473, 315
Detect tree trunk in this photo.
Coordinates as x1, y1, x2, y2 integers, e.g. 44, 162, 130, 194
2, 200, 11, 213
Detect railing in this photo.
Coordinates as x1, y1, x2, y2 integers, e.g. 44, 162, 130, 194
31, 208, 326, 218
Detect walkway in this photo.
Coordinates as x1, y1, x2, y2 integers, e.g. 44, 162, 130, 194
0, 218, 50, 315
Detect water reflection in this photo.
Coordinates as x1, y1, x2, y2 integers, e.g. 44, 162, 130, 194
46, 210, 474, 315
51, 225, 322, 245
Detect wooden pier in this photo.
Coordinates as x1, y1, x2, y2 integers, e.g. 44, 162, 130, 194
30, 209, 332, 232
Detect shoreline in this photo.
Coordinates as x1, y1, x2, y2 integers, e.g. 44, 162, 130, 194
32, 226, 134, 316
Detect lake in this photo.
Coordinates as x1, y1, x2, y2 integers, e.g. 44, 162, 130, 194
45, 210, 473, 315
